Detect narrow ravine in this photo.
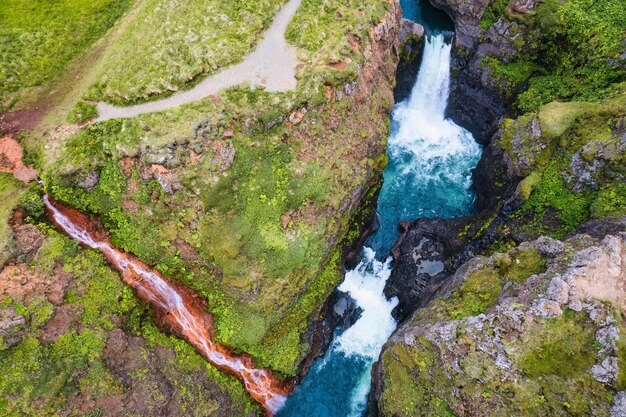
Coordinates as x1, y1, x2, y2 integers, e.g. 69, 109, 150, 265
276, 23, 482, 417
43, 195, 290, 415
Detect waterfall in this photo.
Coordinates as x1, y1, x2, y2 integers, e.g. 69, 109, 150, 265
277, 34, 482, 417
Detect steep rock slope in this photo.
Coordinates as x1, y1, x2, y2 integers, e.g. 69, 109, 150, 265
375, 225, 626, 416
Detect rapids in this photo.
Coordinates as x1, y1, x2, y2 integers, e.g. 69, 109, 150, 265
276, 30, 482, 417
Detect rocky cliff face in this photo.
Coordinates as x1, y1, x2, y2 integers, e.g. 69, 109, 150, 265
374, 0, 626, 414
375, 225, 626, 416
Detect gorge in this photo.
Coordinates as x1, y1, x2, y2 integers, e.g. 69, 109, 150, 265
1, 0, 625, 415
277, 26, 482, 416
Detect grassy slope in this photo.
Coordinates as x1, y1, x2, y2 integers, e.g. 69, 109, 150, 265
477, 0, 626, 242
0, 229, 257, 417
84, 0, 288, 105
481, 0, 626, 112
40, 0, 392, 378
0, 0, 135, 110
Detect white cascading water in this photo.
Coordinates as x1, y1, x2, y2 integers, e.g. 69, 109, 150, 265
277, 34, 482, 417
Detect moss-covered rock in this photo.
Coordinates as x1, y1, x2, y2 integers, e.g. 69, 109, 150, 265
375, 231, 626, 417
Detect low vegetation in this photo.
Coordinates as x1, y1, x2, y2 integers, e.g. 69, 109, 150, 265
0, 229, 256, 416
0, 173, 25, 265
481, 0, 626, 112
0, 0, 134, 109
30, 0, 395, 380
85, 0, 287, 104
67, 101, 98, 124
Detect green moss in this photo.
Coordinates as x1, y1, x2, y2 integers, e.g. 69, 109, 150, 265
590, 183, 626, 218
482, 56, 536, 96
67, 101, 98, 124
537, 101, 597, 140
522, 160, 592, 237
480, 0, 510, 30
519, 310, 596, 378
519, 171, 540, 200
380, 350, 422, 416
0, 173, 25, 265
500, 248, 546, 283
480, 0, 626, 112
450, 268, 502, 320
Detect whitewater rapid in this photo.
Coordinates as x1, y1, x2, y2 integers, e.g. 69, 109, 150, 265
277, 34, 482, 417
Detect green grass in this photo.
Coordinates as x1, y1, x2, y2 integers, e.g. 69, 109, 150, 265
42, 86, 387, 376
67, 101, 98, 124
0, 0, 135, 109
34, 0, 395, 379
0, 229, 258, 416
85, 0, 287, 104
449, 268, 503, 319
480, 0, 510, 30
519, 310, 596, 378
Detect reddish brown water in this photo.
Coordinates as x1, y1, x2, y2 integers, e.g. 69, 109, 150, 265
43, 195, 289, 414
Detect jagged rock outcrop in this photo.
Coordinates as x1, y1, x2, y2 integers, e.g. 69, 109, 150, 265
394, 20, 425, 102
373, 227, 626, 416
428, 0, 542, 142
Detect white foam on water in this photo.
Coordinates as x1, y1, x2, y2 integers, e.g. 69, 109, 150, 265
389, 35, 481, 185
334, 248, 398, 358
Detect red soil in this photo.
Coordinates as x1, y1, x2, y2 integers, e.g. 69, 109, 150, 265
0, 135, 38, 183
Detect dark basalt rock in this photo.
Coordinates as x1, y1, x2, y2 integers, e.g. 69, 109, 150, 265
296, 289, 362, 382
394, 19, 425, 103
385, 217, 470, 321
386, 220, 450, 321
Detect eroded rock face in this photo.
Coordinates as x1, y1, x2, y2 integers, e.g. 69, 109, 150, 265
385, 218, 468, 321
429, 0, 489, 49
373, 230, 626, 416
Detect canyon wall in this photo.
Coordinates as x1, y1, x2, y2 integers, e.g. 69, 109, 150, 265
373, 0, 626, 415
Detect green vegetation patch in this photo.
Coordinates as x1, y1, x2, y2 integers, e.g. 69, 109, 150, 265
380, 305, 612, 416
0, 229, 257, 416
0, 173, 25, 265
449, 268, 503, 319
0, 0, 135, 108
479, 0, 626, 112
519, 310, 596, 378
480, 0, 510, 30
67, 101, 98, 124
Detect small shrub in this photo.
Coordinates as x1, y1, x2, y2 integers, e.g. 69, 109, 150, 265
67, 101, 98, 124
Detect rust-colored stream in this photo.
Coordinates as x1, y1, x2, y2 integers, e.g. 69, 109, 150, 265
43, 195, 289, 414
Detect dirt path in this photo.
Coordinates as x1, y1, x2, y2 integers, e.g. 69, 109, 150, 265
97, 0, 302, 121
